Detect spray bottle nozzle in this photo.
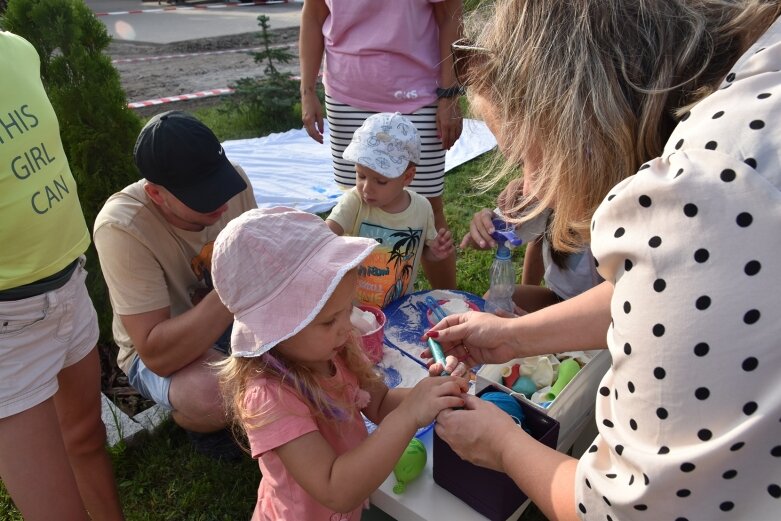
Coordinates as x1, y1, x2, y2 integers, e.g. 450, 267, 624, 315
490, 218, 523, 248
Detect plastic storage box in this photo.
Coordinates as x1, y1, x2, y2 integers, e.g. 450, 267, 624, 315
476, 350, 610, 452
433, 386, 560, 521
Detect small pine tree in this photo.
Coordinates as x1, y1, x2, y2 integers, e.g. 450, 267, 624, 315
225, 14, 318, 135
2, 0, 142, 341
253, 14, 294, 76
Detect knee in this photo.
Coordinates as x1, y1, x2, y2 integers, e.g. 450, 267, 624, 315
191, 385, 225, 417
170, 377, 226, 421
61, 409, 107, 457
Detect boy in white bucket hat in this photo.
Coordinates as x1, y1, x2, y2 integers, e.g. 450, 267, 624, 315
326, 112, 455, 308
212, 207, 468, 521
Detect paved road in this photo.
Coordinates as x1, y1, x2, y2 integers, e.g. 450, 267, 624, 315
86, 0, 302, 44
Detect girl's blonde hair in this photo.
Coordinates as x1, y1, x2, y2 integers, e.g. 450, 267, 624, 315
466, 0, 780, 252
218, 330, 380, 435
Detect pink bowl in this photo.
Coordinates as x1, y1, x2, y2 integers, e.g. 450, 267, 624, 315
358, 305, 386, 364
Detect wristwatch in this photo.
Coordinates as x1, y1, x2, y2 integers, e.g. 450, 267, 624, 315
435, 85, 465, 99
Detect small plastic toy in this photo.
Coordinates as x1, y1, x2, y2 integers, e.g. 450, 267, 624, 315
511, 376, 537, 398
501, 363, 521, 388
393, 438, 427, 494
424, 296, 451, 376
425, 296, 448, 322
543, 359, 581, 401
524, 355, 555, 388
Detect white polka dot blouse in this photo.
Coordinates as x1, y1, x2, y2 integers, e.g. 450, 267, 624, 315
576, 16, 781, 521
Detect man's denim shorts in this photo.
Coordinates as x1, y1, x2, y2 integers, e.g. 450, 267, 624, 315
126, 355, 173, 411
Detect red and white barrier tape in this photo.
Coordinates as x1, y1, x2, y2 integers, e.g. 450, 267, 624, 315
94, 1, 289, 17
126, 74, 309, 109
112, 46, 262, 64
127, 88, 234, 108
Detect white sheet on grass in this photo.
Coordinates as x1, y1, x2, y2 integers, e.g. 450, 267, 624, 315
222, 119, 497, 214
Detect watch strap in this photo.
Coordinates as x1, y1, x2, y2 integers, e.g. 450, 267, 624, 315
436, 86, 465, 99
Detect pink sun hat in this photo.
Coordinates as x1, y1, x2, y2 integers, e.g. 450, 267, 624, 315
212, 207, 378, 357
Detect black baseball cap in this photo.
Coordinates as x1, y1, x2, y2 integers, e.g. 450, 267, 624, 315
134, 111, 247, 213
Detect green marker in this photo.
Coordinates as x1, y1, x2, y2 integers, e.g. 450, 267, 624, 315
427, 337, 450, 376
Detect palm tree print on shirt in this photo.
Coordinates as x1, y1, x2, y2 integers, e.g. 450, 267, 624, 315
383, 228, 420, 305
355, 223, 423, 307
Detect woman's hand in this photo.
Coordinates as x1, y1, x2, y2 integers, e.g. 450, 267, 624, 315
423, 311, 521, 371
435, 394, 523, 472
398, 376, 468, 428
298, 0, 328, 143
301, 91, 324, 143
436, 97, 463, 150
460, 208, 498, 250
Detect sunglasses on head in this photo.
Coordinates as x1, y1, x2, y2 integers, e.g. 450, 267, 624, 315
451, 38, 490, 88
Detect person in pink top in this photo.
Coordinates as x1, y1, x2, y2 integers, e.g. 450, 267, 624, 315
212, 208, 468, 520
299, 0, 463, 291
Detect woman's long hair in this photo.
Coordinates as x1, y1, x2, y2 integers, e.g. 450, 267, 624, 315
465, 0, 779, 252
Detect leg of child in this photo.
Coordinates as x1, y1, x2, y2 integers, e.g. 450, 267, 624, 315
512, 285, 562, 314
421, 195, 457, 289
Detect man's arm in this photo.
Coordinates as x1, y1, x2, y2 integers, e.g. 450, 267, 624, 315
94, 218, 235, 377
120, 290, 233, 376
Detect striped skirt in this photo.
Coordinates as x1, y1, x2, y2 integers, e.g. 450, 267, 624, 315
325, 94, 447, 197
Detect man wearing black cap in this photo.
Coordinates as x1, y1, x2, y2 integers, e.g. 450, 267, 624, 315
94, 111, 256, 459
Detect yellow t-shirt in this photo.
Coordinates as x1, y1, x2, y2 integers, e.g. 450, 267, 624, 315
327, 188, 437, 307
0, 32, 90, 290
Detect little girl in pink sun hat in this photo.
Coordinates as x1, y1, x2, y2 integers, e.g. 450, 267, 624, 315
212, 207, 468, 520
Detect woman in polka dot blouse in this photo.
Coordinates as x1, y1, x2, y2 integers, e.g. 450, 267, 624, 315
427, 1, 781, 520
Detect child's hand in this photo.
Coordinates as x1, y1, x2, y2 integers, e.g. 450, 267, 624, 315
427, 354, 470, 378
460, 209, 498, 250
399, 376, 468, 427
426, 228, 455, 261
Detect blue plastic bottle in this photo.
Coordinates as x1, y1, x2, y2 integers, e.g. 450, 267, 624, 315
485, 218, 522, 315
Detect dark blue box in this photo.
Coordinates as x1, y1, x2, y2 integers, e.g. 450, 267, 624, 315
433, 386, 560, 521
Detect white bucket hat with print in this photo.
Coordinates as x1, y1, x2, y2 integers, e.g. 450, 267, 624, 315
342, 112, 422, 179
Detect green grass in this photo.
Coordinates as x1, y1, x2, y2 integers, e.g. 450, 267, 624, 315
0, 102, 542, 521
178, 104, 263, 142
111, 423, 258, 521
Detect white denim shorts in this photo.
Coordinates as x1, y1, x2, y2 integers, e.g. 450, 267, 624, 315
0, 257, 98, 419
